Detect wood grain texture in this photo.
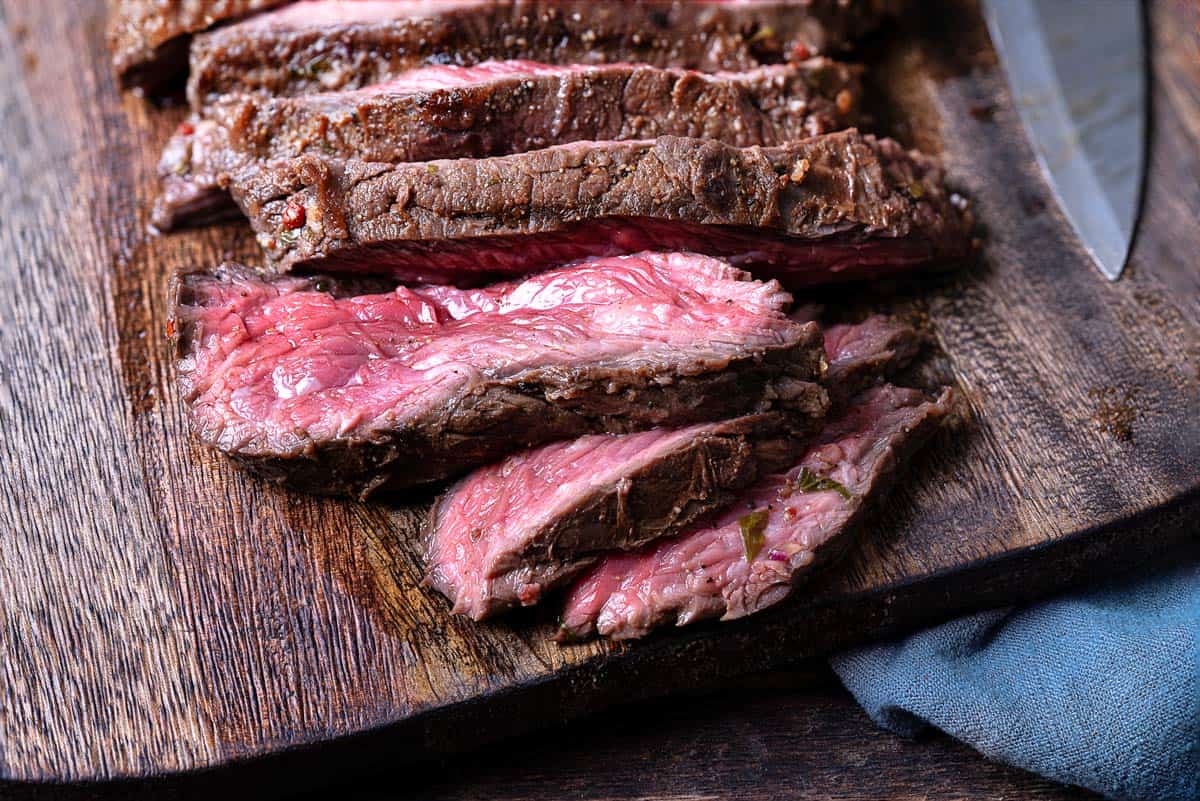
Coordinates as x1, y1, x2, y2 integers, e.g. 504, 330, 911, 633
352, 675, 1101, 801
0, 0, 1196, 788
0, 668, 1103, 800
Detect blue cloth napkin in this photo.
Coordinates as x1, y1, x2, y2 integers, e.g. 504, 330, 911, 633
831, 546, 1200, 801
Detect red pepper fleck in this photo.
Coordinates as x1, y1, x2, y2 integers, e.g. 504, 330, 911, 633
791, 43, 812, 61
176, 121, 195, 136
282, 201, 306, 230
165, 319, 176, 338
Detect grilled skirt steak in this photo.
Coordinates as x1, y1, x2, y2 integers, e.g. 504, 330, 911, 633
557, 383, 952, 640
425, 315, 920, 620
187, 0, 900, 104
109, 0, 288, 93
232, 130, 971, 286
428, 414, 797, 620
155, 58, 862, 230
822, 315, 922, 404
170, 252, 828, 498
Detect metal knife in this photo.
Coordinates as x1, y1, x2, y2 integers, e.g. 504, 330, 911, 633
982, 0, 1147, 280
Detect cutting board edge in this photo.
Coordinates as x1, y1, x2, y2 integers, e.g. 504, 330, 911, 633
4, 485, 1194, 789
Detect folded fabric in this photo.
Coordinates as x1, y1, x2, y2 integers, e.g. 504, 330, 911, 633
831, 545, 1200, 801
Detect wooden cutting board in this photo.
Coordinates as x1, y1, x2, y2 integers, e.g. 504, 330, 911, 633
1, 0, 1196, 790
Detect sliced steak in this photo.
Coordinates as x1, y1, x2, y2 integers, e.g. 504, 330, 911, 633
428, 415, 796, 620
187, 0, 900, 104
109, 0, 287, 93
155, 58, 862, 230
425, 315, 919, 620
822, 315, 923, 404
557, 383, 952, 640
170, 252, 828, 499
232, 130, 971, 286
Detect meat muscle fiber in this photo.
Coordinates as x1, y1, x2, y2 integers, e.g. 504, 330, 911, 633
170, 252, 828, 498
557, 383, 952, 640
425, 315, 921, 620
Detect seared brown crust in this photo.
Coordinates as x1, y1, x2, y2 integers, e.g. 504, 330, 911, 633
187, 0, 902, 104
108, 0, 287, 92
498, 418, 798, 558
230, 130, 970, 279
169, 264, 830, 499
154, 59, 862, 230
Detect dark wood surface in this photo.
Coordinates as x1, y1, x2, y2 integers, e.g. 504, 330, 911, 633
349, 668, 1102, 801
0, 666, 1101, 800
1, 0, 1196, 787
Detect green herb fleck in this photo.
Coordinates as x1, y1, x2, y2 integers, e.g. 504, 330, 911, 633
793, 467, 852, 500
747, 25, 776, 45
738, 509, 769, 563
277, 228, 300, 245
907, 181, 927, 199
291, 56, 330, 80
426, 163, 440, 174
311, 277, 332, 293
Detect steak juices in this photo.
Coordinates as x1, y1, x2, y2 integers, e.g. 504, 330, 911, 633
121, 0, 967, 639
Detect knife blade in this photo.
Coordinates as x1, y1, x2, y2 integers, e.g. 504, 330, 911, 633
983, 0, 1146, 280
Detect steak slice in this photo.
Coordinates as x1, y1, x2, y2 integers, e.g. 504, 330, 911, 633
429, 415, 798, 621
425, 315, 919, 620
170, 252, 828, 499
822, 315, 923, 404
233, 130, 971, 286
187, 0, 901, 104
155, 58, 862, 230
108, 0, 287, 93
557, 383, 952, 640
